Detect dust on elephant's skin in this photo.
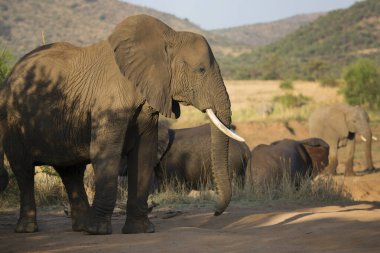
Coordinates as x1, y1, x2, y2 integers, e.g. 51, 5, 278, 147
250, 138, 329, 187
153, 124, 250, 190
309, 104, 375, 175
0, 15, 234, 234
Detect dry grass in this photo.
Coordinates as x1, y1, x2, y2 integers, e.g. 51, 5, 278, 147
166, 80, 345, 128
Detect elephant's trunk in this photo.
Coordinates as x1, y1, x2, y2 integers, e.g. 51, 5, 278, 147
204, 76, 234, 215
363, 130, 375, 170
210, 108, 232, 216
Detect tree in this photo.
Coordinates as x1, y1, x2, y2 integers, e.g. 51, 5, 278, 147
342, 58, 380, 109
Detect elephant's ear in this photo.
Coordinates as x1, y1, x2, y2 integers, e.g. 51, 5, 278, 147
300, 138, 330, 174
157, 123, 171, 162
108, 14, 180, 119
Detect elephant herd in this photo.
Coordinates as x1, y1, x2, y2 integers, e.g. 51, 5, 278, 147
0, 15, 376, 236
128, 103, 376, 195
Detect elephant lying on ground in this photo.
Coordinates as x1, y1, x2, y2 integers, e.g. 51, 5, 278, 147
0, 15, 244, 234
250, 138, 329, 187
309, 104, 375, 176
142, 124, 249, 190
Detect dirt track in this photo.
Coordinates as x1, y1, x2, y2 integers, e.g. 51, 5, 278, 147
1, 200, 380, 253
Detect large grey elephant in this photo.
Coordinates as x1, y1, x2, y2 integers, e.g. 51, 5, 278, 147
0, 15, 243, 235
309, 104, 375, 176
250, 138, 329, 187
152, 124, 250, 190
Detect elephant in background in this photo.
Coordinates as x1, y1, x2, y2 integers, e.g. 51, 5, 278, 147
250, 138, 329, 187
153, 124, 250, 190
309, 104, 375, 176
0, 15, 243, 234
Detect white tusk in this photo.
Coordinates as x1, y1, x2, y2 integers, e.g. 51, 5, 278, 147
206, 109, 245, 142
360, 135, 367, 142
372, 136, 378, 141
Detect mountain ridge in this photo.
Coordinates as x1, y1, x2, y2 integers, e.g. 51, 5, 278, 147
0, 0, 321, 60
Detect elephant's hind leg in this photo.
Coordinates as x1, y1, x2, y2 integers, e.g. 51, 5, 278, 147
5, 133, 38, 233
55, 165, 90, 231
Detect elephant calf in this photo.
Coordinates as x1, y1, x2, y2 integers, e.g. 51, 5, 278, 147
250, 138, 329, 187
153, 124, 250, 190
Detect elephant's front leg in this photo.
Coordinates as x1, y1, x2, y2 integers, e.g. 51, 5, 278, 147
84, 124, 126, 235
344, 139, 356, 176
122, 117, 158, 234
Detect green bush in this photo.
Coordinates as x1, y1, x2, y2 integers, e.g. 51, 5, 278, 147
279, 80, 294, 90
342, 58, 380, 109
0, 49, 13, 85
273, 93, 311, 108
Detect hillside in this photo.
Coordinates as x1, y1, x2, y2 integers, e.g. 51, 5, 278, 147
0, 0, 248, 58
211, 13, 323, 48
220, 0, 380, 80
0, 0, 320, 60
0, 0, 199, 56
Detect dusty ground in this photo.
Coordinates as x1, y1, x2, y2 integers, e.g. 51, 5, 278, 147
0, 202, 380, 253
1, 80, 380, 252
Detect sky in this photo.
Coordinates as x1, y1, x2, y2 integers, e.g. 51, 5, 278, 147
124, 0, 360, 30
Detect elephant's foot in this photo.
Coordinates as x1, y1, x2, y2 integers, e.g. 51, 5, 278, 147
83, 219, 112, 235
71, 209, 89, 232
344, 170, 356, 177
362, 167, 376, 174
72, 219, 86, 232
322, 168, 337, 176
83, 211, 112, 235
15, 217, 38, 233
122, 217, 155, 234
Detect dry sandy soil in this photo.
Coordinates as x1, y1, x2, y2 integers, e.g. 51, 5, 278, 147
1, 81, 380, 252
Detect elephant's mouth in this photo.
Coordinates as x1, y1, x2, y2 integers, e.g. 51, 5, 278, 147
206, 109, 245, 142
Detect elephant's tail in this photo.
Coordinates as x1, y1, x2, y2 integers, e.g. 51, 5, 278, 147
0, 134, 8, 192
0, 165, 9, 192
0, 94, 8, 192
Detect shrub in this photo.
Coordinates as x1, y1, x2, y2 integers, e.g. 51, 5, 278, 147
0, 49, 13, 85
279, 80, 294, 90
320, 76, 341, 87
342, 58, 380, 109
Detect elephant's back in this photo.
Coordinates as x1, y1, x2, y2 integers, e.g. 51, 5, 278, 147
309, 106, 331, 137
250, 144, 281, 181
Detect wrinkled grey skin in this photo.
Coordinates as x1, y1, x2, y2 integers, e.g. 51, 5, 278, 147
309, 104, 374, 176
0, 15, 233, 234
250, 138, 329, 187
121, 124, 249, 190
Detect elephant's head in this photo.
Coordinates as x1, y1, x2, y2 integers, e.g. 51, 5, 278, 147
300, 138, 329, 176
345, 105, 375, 170
108, 15, 242, 214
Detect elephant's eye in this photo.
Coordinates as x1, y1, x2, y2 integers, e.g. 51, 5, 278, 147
195, 65, 206, 75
